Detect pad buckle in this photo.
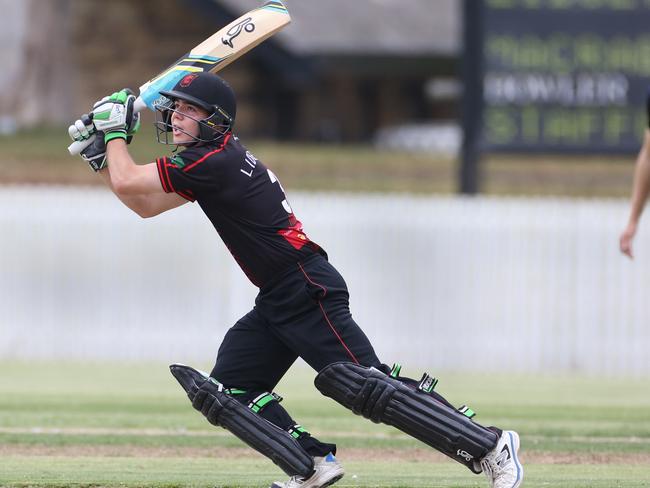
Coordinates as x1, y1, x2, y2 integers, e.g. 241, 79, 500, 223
417, 373, 439, 393
389, 363, 402, 378
458, 404, 476, 419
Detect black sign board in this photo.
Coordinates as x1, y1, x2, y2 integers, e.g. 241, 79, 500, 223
483, 0, 650, 153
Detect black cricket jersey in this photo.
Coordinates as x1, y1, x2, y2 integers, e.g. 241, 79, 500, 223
155, 133, 325, 287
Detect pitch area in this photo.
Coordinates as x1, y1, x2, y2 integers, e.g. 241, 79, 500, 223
1, 361, 649, 487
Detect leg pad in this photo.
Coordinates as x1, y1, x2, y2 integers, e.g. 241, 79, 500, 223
315, 361, 497, 472
170, 364, 314, 477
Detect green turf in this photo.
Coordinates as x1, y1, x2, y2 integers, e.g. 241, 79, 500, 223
2, 457, 650, 488
1, 362, 649, 487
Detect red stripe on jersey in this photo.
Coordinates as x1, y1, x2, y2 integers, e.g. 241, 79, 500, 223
177, 190, 195, 202
183, 133, 232, 172
156, 158, 170, 193
163, 159, 176, 193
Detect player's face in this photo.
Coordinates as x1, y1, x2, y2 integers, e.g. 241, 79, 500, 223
170, 100, 210, 144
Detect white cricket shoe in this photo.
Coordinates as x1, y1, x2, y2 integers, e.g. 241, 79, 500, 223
270, 453, 344, 488
480, 430, 523, 488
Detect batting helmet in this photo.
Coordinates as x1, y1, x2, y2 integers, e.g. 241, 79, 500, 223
155, 71, 236, 145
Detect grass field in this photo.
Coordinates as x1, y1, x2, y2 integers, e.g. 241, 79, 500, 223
0, 122, 637, 198
1, 362, 649, 487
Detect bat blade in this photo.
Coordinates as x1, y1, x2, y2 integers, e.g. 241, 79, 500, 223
138, 0, 290, 110
68, 0, 290, 155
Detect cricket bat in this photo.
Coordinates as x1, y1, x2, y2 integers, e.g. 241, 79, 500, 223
68, 0, 290, 155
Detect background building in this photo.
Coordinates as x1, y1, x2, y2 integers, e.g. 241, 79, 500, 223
0, 0, 459, 142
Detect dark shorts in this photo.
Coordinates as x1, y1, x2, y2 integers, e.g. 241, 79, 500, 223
210, 254, 382, 390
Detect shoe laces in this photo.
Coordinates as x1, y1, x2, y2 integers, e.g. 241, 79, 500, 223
481, 454, 515, 484
480, 458, 494, 478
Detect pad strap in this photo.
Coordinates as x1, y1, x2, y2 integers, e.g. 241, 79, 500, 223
288, 423, 308, 439
248, 392, 283, 413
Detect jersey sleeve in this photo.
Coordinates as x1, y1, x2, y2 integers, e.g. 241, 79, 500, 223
155, 148, 217, 202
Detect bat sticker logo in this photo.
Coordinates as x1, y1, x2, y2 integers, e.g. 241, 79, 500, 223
222, 17, 255, 48
152, 95, 171, 109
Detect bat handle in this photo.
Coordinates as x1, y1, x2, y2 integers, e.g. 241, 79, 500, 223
67, 96, 147, 155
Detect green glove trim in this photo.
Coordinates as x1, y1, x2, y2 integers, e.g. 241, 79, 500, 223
104, 130, 127, 144
93, 110, 112, 121
109, 90, 129, 104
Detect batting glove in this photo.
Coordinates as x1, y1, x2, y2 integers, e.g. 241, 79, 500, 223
91, 88, 141, 144
68, 114, 107, 172
81, 132, 108, 172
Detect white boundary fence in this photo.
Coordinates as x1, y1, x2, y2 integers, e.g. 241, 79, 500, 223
1, 186, 649, 376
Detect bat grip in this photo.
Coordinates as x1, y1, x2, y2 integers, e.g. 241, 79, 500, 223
67, 96, 147, 155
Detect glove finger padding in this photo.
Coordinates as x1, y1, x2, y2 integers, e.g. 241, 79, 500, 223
69, 116, 95, 142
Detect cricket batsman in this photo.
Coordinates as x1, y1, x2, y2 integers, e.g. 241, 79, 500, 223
69, 71, 523, 488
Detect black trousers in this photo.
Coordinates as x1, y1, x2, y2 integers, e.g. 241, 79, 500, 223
211, 253, 382, 388
210, 253, 382, 456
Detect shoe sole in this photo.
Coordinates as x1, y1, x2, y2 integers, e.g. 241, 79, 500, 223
506, 431, 523, 488
319, 473, 344, 488
270, 469, 344, 488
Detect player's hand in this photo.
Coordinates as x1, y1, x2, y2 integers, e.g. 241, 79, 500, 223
68, 114, 107, 172
619, 222, 637, 259
68, 113, 95, 143
91, 89, 141, 144
80, 130, 108, 172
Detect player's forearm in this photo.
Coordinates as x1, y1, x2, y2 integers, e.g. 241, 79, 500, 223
97, 168, 154, 217
627, 130, 650, 225
98, 164, 187, 217
105, 139, 150, 195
